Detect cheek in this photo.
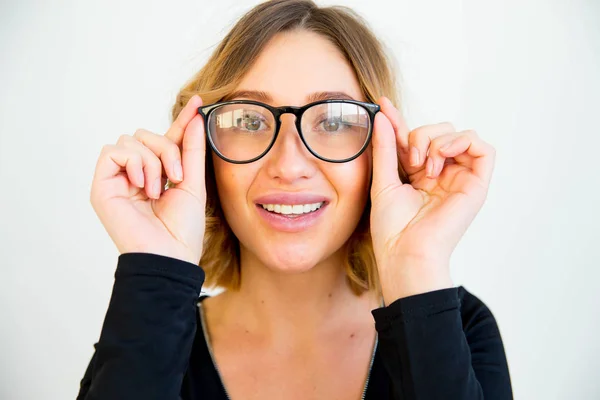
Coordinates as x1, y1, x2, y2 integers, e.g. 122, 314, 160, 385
329, 155, 371, 208
213, 158, 254, 217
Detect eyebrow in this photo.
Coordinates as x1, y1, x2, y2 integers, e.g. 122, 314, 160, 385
223, 90, 357, 103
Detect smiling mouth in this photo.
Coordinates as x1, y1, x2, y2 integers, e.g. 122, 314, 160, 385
258, 202, 325, 216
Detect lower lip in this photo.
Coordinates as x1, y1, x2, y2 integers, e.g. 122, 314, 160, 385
255, 203, 327, 233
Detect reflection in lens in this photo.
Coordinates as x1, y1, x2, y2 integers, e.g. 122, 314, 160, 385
301, 102, 370, 160
208, 104, 276, 161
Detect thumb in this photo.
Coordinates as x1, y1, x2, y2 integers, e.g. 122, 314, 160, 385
371, 111, 401, 195
175, 110, 206, 200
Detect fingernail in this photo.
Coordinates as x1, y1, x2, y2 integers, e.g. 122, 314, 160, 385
137, 171, 145, 188
410, 146, 420, 166
174, 161, 183, 181
153, 178, 161, 198
435, 158, 444, 177
426, 157, 434, 177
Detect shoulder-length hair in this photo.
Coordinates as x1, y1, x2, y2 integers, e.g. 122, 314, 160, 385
170, 0, 406, 295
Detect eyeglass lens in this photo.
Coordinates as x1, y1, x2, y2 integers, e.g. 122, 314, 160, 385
207, 102, 371, 162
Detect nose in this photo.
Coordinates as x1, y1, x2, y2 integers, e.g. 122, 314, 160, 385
264, 114, 317, 184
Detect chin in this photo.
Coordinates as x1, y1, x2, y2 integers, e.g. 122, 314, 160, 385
261, 246, 324, 274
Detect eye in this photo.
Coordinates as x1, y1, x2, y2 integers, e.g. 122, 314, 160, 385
239, 112, 268, 132
315, 116, 346, 133
322, 118, 341, 132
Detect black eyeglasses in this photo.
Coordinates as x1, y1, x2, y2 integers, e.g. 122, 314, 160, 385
197, 99, 380, 164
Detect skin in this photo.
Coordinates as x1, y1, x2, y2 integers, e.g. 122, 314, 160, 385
203, 31, 381, 399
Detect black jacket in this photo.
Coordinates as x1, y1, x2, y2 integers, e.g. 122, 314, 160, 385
77, 253, 513, 399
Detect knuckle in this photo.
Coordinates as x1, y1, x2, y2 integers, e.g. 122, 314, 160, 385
174, 118, 186, 131
409, 125, 436, 144
133, 128, 148, 138
169, 142, 182, 159
386, 106, 400, 122
155, 135, 175, 155
100, 144, 115, 156
431, 134, 450, 148
440, 121, 456, 131
146, 154, 162, 173
129, 151, 143, 166
117, 134, 132, 145
407, 128, 421, 145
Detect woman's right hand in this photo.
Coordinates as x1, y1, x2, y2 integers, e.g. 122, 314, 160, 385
90, 95, 207, 265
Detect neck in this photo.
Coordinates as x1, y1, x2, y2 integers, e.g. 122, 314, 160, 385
220, 245, 380, 345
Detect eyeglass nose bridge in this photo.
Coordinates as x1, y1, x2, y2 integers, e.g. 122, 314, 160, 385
271, 106, 305, 129
275, 106, 303, 115
268, 106, 311, 157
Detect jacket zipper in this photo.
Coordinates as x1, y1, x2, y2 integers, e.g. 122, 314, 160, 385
361, 334, 378, 400
198, 302, 232, 399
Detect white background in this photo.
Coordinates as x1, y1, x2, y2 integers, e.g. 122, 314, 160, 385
1, 0, 599, 398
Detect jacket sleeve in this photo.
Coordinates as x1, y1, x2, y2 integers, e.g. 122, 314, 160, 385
371, 286, 513, 399
77, 252, 205, 400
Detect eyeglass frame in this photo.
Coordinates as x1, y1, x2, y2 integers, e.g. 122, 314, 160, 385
197, 99, 381, 164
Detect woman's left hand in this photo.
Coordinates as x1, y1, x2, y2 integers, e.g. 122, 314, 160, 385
370, 97, 496, 303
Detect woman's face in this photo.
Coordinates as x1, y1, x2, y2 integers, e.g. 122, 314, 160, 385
213, 30, 372, 273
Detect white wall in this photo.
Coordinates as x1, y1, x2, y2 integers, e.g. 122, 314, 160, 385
1, 0, 598, 398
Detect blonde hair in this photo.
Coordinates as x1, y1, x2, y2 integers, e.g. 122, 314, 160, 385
171, 0, 406, 295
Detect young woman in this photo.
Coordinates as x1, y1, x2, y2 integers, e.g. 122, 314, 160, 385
79, 0, 512, 399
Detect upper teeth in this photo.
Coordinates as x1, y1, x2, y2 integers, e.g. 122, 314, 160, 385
261, 202, 324, 215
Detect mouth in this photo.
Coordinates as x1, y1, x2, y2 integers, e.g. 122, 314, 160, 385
254, 201, 328, 232
258, 201, 326, 217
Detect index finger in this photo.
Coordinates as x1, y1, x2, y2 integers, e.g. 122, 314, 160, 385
378, 96, 410, 150
165, 95, 204, 145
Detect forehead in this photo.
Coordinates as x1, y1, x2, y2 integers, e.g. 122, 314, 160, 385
234, 30, 365, 105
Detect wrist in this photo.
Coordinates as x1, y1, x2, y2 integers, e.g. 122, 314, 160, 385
376, 257, 453, 305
